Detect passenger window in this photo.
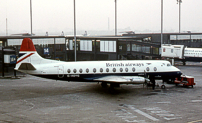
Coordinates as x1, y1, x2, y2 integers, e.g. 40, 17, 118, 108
67, 69, 71, 73
93, 68, 96, 73
113, 68, 116, 72
86, 68, 89, 73
120, 68, 123, 72
106, 68, 109, 72
125, 68, 128, 72
79, 69, 83, 73
100, 68, 103, 73
154, 67, 157, 71
73, 69, 77, 73
132, 67, 135, 72
146, 67, 150, 71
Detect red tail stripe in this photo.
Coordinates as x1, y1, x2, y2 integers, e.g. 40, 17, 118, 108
16, 53, 34, 64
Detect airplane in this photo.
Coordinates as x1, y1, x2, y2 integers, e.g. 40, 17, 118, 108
14, 38, 182, 89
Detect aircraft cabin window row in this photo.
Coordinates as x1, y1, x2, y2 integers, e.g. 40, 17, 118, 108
66, 67, 158, 73
67, 67, 139, 73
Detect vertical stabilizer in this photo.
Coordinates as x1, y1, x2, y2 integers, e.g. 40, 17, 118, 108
20, 38, 36, 51
15, 38, 42, 70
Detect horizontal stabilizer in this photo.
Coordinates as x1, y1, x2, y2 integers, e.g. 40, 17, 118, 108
18, 63, 36, 70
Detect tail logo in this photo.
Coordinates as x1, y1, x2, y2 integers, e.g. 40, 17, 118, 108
16, 53, 34, 64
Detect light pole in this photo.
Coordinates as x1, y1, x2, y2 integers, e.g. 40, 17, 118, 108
161, 0, 163, 47
74, 0, 77, 61
30, 0, 32, 36
6, 18, 8, 36
177, 0, 182, 33
115, 0, 117, 36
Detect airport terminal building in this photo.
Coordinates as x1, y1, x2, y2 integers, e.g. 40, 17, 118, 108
1, 32, 202, 64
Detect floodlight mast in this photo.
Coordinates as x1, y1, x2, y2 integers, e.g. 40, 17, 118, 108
115, 0, 117, 36
74, 0, 76, 61
161, 0, 163, 47
30, 0, 32, 36
177, 0, 182, 33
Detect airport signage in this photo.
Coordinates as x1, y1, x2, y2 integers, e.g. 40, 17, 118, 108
44, 48, 49, 55
10, 55, 16, 64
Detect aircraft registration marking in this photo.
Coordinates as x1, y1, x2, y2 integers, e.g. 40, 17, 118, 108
67, 75, 80, 77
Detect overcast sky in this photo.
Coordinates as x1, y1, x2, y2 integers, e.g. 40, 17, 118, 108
0, 0, 202, 35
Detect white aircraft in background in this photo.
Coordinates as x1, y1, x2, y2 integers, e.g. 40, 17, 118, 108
15, 38, 182, 89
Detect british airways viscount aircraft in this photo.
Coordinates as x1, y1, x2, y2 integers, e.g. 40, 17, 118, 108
15, 38, 182, 89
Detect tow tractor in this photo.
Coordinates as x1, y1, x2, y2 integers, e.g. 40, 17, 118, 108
174, 75, 195, 88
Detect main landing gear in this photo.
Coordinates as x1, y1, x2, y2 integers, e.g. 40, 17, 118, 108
150, 77, 167, 90
150, 77, 156, 90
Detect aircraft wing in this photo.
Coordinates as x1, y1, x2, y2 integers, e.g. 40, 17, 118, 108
92, 76, 148, 84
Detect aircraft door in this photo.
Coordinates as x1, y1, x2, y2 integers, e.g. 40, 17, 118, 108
58, 66, 64, 78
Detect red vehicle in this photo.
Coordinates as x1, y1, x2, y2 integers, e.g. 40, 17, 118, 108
175, 75, 195, 88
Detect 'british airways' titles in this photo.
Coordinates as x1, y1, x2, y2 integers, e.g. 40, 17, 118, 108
106, 63, 144, 67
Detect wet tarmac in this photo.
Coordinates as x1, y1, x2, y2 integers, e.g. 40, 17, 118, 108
0, 62, 202, 122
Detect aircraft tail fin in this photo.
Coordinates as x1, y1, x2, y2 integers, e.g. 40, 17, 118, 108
15, 38, 44, 70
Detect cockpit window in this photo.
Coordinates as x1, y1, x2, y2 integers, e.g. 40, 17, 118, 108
167, 63, 171, 66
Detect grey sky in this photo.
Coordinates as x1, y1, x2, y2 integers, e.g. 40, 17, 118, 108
0, 0, 202, 35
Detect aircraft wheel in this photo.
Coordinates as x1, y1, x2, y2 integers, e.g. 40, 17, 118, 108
161, 85, 166, 89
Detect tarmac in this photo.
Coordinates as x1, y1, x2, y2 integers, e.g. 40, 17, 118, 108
0, 62, 202, 123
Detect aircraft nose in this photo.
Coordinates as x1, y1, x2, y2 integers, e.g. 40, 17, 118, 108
177, 71, 182, 75
176, 68, 182, 75
174, 66, 182, 75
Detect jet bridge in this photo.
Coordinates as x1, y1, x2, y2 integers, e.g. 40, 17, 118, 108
161, 44, 185, 65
